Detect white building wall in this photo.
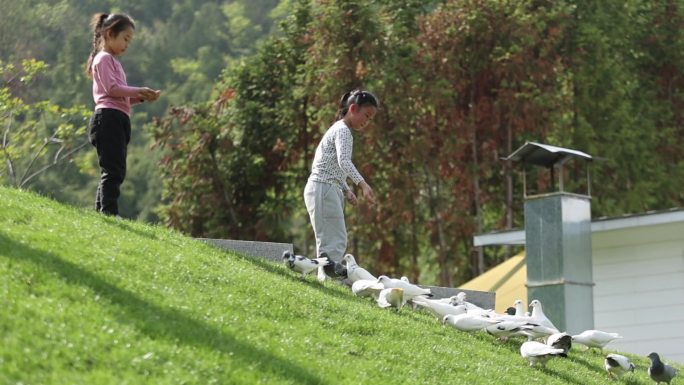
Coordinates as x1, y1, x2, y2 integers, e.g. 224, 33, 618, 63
592, 221, 684, 364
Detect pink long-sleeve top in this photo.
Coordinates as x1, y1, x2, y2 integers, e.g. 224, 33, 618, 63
91, 51, 143, 116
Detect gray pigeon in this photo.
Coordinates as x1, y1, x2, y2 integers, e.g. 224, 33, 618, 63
648, 352, 678, 385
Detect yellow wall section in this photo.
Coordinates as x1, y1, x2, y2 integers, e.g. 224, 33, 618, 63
458, 253, 528, 313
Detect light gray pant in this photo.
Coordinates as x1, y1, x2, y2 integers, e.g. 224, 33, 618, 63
304, 180, 347, 262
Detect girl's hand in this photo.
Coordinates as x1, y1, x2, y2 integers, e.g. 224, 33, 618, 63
138, 87, 161, 102
358, 181, 376, 205
344, 190, 359, 206
345, 190, 358, 206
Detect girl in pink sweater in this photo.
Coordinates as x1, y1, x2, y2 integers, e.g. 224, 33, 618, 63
85, 13, 160, 217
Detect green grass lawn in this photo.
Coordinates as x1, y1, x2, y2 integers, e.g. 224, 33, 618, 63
0, 186, 680, 385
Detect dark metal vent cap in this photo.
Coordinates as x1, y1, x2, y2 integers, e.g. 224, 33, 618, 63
504, 142, 592, 168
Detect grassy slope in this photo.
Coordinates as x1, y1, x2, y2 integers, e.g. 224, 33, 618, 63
0, 186, 679, 385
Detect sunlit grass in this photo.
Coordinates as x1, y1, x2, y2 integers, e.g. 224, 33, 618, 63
0, 186, 679, 384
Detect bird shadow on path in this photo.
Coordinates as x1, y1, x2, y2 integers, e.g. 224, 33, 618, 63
0, 233, 330, 385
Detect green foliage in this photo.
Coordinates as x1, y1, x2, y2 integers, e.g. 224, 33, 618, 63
2, 186, 681, 384
151, 0, 313, 239
0, 0, 284, 221
153, 0, 684, 287
0, 59, 90, 188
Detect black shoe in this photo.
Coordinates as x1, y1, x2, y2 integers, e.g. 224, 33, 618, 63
322, 260, 348, 279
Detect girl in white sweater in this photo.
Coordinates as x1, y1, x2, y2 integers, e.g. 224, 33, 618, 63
304, 90, 378, 279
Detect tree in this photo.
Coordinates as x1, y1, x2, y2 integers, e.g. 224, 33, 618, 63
1, 59, 90, 188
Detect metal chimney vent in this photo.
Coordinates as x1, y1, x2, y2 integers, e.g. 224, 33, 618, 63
504, 141, 593, 198
506, 142, 595, 333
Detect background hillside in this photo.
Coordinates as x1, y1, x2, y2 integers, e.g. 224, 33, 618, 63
2, 186, 681, 384
0, 0, 283, 221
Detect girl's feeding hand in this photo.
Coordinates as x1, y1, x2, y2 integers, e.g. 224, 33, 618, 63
359, 181, 376, 205
345, 189, 358, 206
138, 87, 161, 102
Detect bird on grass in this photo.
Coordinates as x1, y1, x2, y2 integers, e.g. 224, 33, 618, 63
604, 353, 634, 379
377, 275, 432, 305
320, 253, 348, 281
485, 320, 530, 341
528, 299, 560, 333
351, 279, 384, 299
450, 292, 487, 313
412, 296, 467, 321
376, 287, 404, 310
282, 250, 332, 281
342, 254, 376, 282
520, 341, 566, 367
546, 332, 572, 355
443, 313, 500, 333
647, 352, 678, 385
571, 330, 622, 351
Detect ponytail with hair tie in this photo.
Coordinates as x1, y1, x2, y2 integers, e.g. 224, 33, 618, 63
84, 12, 135, 78
335, 89, 379, 121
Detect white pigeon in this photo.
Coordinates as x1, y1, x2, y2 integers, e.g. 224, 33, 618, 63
520, 341, 565, 367
571, 330, 622, 350
604, 353, 635, 379
485, 320, 531, 341
648, 352, 678, 385
442, 313, 500, 333
377, 275, 431, 304
342, 254, 376, 283
528, 299, 560, 333
451, 292, 485, 313
351, 279, 384, 299
377, 288, 404, 310
434, 295, 460, 305
512, 299, 529, 318
412, 297, 467, 320
518, 322, 561, 341
282, 251, 331, 280
546, 332, 572, 355
491, 300, 531, 324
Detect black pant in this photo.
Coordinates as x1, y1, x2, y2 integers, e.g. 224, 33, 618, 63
88, 108, 131, 216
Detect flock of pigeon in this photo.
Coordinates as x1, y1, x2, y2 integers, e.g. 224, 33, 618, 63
282, 251, 679, 384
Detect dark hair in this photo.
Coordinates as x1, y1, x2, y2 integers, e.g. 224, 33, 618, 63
335, 89, 379, 120
84, 13, 136, 77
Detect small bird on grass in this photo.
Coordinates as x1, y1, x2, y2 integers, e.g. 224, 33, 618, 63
412, 296, 467, 321
604, 353, 634, 379
282, 250, 332, 281
571, 330, 622, 351
485, 320, 529, 341
342, 254, 376, 282
546, 332, 572, 355
442, 313, 500, 333
321, 253, 348, 280
377, 275, 431, 305
529, 299, 560, 333
351, 279, 384, 299
520, 341, 565, 367
647, 352, 678, 385
376, 287, 404, 310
